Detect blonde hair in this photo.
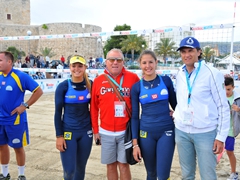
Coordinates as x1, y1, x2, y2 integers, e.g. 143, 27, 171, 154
84, 71, 91, 92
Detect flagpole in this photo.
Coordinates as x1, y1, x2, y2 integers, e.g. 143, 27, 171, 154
229, 1, 236, 72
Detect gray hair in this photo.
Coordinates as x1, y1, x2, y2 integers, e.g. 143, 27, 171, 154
106, 48, 124, 59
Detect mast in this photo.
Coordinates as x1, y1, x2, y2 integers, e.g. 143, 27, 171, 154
229, 1, 236, 72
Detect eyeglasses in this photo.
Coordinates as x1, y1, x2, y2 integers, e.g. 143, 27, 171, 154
107, 58, 123, 63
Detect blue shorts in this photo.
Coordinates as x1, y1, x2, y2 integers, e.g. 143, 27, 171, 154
0, 122, 29, 148
225, 136, 235, 151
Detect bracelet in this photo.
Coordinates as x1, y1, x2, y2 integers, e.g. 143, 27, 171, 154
132, 144, 139, 149
56, 135, 63, 138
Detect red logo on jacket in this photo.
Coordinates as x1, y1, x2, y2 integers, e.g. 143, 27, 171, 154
151, 94, 158, 99
79, 96, 84, 100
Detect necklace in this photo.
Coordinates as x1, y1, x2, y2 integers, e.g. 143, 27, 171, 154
145, 77, 156, 88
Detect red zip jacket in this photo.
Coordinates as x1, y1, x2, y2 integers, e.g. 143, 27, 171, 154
90, 67, 139, 134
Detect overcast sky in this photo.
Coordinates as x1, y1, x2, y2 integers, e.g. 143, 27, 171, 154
31, 0, 239, 40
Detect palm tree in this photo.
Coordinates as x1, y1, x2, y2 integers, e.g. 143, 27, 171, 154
202, 46, 215, 62
154, 38, 177, 64
171, 52, 181, 65
6, 46, 26, 61
38, 47, 56, 58
120, 35, 146, 61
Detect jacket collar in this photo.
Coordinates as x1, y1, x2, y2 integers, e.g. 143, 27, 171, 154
180, 60, 205, 72
104, 67, 126, 79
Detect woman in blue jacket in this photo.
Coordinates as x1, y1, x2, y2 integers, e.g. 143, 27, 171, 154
131, 50, 177, 180
54, 55, 93, 180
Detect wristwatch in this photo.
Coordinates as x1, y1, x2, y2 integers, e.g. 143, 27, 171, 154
21, 102, 29, 109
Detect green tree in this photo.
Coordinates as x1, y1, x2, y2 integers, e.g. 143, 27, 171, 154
103, 24, 131, 57
154, 38, 177, 64
38, 47, 56, 58
202, 46, 215, 62
42, 24, 48, 30
171, 52, 181, 65
6, 46, 26, 61
120, 35, 146, 61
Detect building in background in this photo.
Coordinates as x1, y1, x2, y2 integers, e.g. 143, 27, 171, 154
0, 0, 104, 60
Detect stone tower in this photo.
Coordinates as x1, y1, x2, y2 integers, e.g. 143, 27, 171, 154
0, 0, 30, 25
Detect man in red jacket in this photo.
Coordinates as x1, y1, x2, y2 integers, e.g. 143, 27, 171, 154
91, 48, 139, 180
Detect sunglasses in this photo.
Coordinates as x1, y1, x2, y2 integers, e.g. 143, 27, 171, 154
107, 58, 123, 63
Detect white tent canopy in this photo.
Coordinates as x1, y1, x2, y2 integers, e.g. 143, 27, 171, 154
217, 55, 240, 65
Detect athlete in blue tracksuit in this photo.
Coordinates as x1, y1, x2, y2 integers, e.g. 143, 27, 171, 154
131, 50, 177, 180
54, 56, 93, 180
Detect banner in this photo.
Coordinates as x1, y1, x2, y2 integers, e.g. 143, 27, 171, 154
0, 23, 233, 41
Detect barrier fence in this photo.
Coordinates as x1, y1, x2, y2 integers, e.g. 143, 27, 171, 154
19, 67, 240, 94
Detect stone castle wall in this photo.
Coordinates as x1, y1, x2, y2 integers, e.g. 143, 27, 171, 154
0, 23, 103, 61
0, 0, 30, 25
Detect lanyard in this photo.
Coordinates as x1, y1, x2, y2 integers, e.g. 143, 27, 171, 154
107, 74, 124, 96
185, 61, 201, 105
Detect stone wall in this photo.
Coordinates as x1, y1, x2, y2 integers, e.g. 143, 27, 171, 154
0, 0, 30, 25
0, 23, 103, 61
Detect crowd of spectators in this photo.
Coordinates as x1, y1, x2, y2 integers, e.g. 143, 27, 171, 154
14, 53, 67, 80
14, 54, 107, 80
88, 56, 105, 69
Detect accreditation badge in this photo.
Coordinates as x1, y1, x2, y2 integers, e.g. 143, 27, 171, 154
140, 130, 147, 138
182, 107, 194, 125
64, 132, 72, 140
114, 101, 126, 117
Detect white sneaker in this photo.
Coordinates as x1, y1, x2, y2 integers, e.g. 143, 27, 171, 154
227, 172, 239, 180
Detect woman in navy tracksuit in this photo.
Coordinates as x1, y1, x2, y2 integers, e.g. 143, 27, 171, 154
131, 50, 177, 180
54, 55, 93, 180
